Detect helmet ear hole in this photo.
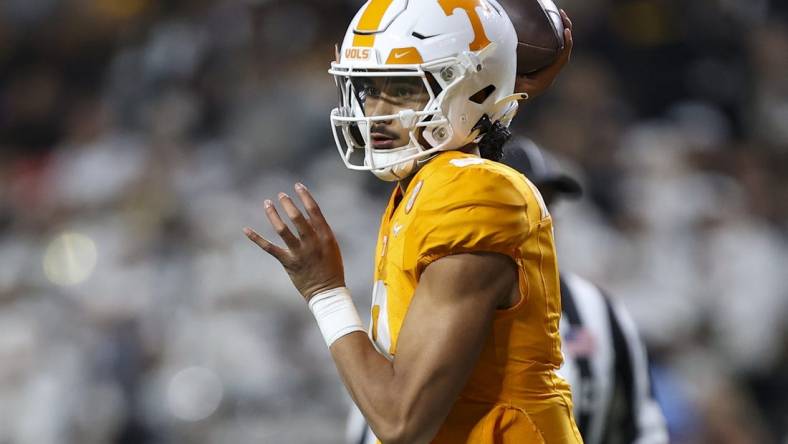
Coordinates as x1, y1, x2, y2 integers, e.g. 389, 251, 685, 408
416, 114, 434, 149
469, 85, 497, 104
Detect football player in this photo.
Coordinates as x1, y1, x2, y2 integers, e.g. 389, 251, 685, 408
245, 2, 580, 443
346, 140, 669, 444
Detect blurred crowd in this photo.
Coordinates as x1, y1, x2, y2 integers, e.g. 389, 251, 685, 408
0, 0, 786, 443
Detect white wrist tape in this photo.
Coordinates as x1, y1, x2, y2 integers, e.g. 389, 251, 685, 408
308, 287, 365, 347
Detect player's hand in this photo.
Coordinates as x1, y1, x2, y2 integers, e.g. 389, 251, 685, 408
244, 183, 346, 301
515, 9, 573, 99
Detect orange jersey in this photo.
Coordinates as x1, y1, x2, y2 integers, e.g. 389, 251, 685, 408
370, 150, 582, 443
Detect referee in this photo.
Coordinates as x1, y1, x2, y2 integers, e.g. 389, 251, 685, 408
346, 140, 669, 444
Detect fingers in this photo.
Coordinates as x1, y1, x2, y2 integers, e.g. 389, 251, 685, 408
560, 28, 573, 62
264, 199, 300, 249
294, 183, 329, 230
560, 9, 573, 30
244, 227, 288, 260
559, 9, 574, 62
278, 191, 315, 239
249, 183, 330, 256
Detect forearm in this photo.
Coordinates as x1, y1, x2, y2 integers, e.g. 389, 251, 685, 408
325, 254, 514, 443
329, 332, 434, 444
304, 285, 441, 443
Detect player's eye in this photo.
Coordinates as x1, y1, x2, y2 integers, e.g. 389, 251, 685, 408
394, 87, 416, 98
363, 84, 381, 98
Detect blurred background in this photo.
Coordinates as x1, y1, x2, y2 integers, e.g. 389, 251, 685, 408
0, 0, 786, 442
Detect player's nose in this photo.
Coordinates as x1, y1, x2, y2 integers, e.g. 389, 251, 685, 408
365, 97, 395, 123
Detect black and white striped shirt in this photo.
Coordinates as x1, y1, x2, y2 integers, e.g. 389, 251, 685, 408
557, 272, 668, 444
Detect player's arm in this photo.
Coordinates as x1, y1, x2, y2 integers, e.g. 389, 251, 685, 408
331, 251, 515, 444
244, 184, 517, 444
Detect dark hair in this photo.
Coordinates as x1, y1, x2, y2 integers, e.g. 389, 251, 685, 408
475, 115, 512, 162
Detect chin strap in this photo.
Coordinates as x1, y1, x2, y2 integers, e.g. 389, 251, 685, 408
499, 92, 530, 103
492, 92, 528, 125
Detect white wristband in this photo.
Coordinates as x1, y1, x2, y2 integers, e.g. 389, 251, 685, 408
308, 287, 365, 347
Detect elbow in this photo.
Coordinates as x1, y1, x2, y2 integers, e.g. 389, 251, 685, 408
374, 425, 404, 444
374, 422, 412, 444
367, 386, 440, 444
373, 416, 432, 444
369, 413, 407, 444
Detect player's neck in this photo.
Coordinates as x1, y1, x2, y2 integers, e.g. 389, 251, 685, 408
398, 176, 414, 195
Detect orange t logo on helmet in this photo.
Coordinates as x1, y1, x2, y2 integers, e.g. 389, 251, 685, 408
353, 0, 492, 51
438, 0, 493, 51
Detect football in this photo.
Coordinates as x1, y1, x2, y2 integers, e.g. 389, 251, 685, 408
497, 0, 565, 74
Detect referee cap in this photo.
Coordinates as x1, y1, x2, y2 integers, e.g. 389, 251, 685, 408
501, 138, 583, 200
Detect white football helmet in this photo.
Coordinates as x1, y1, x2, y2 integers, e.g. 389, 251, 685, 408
329, 0, 523, 181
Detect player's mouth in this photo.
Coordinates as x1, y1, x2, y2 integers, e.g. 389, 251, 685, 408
371, 132, 398, 150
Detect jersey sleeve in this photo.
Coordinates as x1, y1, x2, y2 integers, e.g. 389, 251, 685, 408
403, 163, 532, 279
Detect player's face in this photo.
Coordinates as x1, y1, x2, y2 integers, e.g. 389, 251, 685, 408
353, 76, 430, 150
